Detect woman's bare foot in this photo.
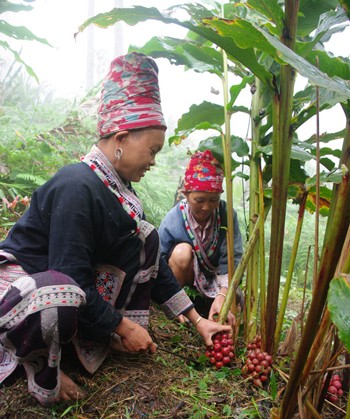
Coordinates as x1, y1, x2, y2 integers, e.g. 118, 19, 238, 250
59, 371, 85, 401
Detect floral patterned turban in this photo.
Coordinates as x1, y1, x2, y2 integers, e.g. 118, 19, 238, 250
97, 52, 166, 138
183, 150, 224, 193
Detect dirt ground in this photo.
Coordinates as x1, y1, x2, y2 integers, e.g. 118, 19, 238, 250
0, 305, 347, 419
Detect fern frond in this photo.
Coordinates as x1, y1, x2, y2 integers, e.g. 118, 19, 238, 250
15, 173, 46, 186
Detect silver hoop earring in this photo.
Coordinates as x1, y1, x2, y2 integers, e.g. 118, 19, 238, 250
114, 147, 123, 160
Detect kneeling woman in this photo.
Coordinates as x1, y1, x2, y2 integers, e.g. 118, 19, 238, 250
159, 150, 244, 327
0, 53, 231, 406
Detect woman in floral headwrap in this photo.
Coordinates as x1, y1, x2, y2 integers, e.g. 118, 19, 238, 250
158, 150, 244, 327
0, 53, 231, 406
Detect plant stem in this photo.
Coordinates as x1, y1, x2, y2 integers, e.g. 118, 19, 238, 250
246, 76, 262, 342
265, 0, 299, 355
281, 121, 350, 417
219, 217, 260, 324
258, 160, 266, 346
274, 192, 307, 352
221, 44, 235, 312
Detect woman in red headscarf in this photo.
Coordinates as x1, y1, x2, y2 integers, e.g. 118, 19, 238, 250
158, 150, 244, 327
0, 53, 231, 406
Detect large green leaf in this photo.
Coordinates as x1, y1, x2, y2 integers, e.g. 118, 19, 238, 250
292, 86, 344, 129
289, 160, 309, 183
298, 0, 339, 36
0, 20, 51, 45
129, 36, 224, 76
328, 275, 350, 353
296, 7, 348, 55
202, 17, 277, 57
0, 1, 33, 14
253, 24, 350, 101
175, 101, 224, 133
311, 7, 348, 44
258, 143, 314, 162
306, 50, 350, 80
197, 135, 249, 171
247, 0, 284, 35
77, 5, 273, 87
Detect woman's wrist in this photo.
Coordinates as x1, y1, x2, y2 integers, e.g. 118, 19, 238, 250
182, 308, 203, 327
194, 315, 202, 325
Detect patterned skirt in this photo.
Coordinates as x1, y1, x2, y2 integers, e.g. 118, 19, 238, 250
0, 264, 86, 406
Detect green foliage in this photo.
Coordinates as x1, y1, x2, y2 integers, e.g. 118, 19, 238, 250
0, 0, 52, 80
133, 142, 189, 227
328, 275, 350, 353
0, 59, 97, 230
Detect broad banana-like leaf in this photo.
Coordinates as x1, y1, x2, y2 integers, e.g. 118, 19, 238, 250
297, 0, 339, 36
201, 16, 349, 107
130, 37, 252, 101
168, 100, 250, 145
174, 101, 224, 133
328, 275, 350, 354
0, 1, 32, 14
76, 5, 272, 87
298, 7, 348, 48
202, 17, 277, 58
247, 0, 284, 35
253, 23, 350, 102
297, 49, 350, 80
129, 36, 224, 76
0, 20, 51, 45
199, 134, 250, 158
197, 135, 249, 172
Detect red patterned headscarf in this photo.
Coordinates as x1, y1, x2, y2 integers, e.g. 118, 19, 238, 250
184, 150, 224, 193
97, 52, 166, 138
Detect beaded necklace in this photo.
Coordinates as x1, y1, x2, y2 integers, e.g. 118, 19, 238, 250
179, 199, 220, 273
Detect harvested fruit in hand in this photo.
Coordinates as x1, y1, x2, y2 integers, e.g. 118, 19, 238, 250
205, 332, 235, 369
242, 347, 273, 387
325, 374, 343, 403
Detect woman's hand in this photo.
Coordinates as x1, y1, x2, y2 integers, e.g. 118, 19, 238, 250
183, 308, 232, 347
114, 317, 157, 354
209, 294, 236, 329
195, 317, 232, 347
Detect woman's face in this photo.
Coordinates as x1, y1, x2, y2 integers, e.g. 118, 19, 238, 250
185, 191, 221, 225
115, 128, 165, 182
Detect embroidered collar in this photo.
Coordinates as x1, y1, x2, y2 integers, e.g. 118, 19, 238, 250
81, 145, 142, 233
